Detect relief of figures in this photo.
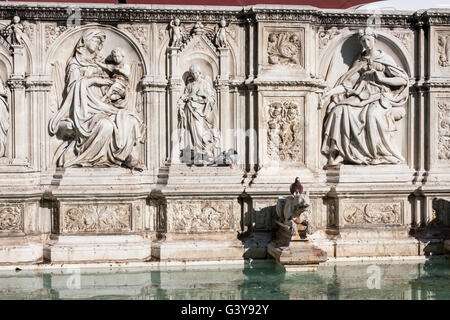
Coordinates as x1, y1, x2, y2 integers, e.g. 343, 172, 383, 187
321, 28, 409, 166
48, 29, 145, 169
438, 34, 450, 67
267, 101, 303, 162
0, 79, 9, 158
177, 65, 221, 165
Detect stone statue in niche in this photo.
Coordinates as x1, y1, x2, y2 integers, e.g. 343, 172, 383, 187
48, 29, 145, 169
267, 32, 301, 65
169, 18, 186, 47
177, 64, 221, 165
2, 16, 24, 45
214, 18, 228, 48
320, 28, 409, 166
0, 79, 9, 158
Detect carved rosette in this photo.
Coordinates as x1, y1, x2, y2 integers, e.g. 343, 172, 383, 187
61, 204, 132, 233
437, 33, 450, 68
343, 202, 402, 225
267, 101, 303, 162
437, 101, 450, 161
166, 200, 237, 233
0, 204, 23, 232
267, 31, 302, 66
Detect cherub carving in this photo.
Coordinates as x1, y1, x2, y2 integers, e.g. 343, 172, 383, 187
3, 16, 24, 45
169, 18, 185, 47
214, 18, 229, 48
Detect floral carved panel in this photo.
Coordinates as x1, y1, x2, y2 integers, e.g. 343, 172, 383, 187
0, 203, 23, 233
166, 200, 237, 233
266, 100, 304, 163
266, 30, 303, 67
342, 202, 402, 225
437, 101, 450, 161
61, 203, 132, 233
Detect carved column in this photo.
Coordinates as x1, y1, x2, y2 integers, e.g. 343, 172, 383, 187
166, 47, 182, 164
25, 76, 53, 170
217, 47, 231, 150
6, 44, 27, 165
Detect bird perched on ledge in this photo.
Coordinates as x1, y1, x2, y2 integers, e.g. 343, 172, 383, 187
290, 177, 303, 195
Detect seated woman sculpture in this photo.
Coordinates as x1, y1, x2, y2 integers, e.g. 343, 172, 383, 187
49, 29, 144, 169
320, 28, 409, 166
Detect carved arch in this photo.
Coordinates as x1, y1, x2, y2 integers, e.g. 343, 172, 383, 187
319, 29, 412, 86
44, 23, 149, 76
179, 36, 220, 80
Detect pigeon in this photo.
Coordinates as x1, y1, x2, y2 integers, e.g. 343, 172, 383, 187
124, 155, 143, 174
226, 149, 238, 168
213, 149, 239, 167
290, 177, 303, 195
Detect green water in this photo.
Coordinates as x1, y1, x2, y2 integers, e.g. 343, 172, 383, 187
0, 259, 449, 300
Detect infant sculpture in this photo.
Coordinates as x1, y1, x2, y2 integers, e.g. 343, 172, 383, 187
321, 28, 409, 166
49, 29, 145, 169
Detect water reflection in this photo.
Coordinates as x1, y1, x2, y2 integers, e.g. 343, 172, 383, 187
0, 259, 448, 300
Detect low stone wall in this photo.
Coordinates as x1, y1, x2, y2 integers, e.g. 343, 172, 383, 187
0, 2, 448, 264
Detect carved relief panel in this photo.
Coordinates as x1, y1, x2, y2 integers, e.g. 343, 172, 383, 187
0, 203, 23, 233
263, 97, 305, 165
431, 29, 450, 79
263, 27, 304, 70
46, 26, 147, 171
437, 101, 450, 162
340, 199, 404, 227
165, 200, 240, 233
437, 33, 450, 68
58, 201, 145, 234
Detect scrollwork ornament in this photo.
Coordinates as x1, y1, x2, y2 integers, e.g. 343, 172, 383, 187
437, 101, 450, 161
0, 205, 23, 232
343, 202, 401, 225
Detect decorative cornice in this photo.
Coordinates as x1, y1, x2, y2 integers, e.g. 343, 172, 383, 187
420, 10, 450, 26
0, 3, 446, 27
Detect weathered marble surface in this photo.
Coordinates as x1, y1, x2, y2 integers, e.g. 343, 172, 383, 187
0, 2, 448, 264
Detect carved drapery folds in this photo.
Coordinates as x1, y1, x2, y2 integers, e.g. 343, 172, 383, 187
321, 28, 409, 166
438, 101, 450, 161
343, 202, 402, 225
62, 204, 132, 233
267, 101, 303, 162
177, 64, 221, 165
48, 28, 145, 169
